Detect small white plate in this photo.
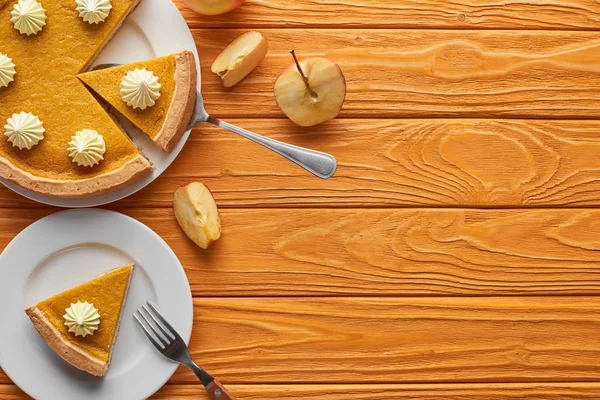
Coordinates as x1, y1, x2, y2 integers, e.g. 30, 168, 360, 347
0, 209, 193, 400
0, 0, 201, 208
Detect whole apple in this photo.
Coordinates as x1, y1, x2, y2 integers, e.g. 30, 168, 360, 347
184, 0, 246, 15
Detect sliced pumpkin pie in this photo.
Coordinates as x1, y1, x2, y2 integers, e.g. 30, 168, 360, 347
78, 51, 198, 152
0, 0, 153, 198
25, 263, 134, 376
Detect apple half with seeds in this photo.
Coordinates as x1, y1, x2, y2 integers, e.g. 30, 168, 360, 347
174, 182, 221, 249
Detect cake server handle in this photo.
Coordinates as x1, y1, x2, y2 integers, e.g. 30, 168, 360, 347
190, 91, 337, 179
205, 116, 337, 179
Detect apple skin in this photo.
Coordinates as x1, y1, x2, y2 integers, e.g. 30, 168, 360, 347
274, 57, 346, 127
183, 0, 246, 15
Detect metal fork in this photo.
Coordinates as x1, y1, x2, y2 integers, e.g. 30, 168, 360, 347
93, 63, 337, 179
134, 301, 234, 400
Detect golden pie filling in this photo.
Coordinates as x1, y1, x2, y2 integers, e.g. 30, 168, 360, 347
0, 76, 141, 180
34, 264, 133, 362
79, 54, 178, 141
0, 0, 152, 193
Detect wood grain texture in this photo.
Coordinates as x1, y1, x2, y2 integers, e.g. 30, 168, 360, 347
4, 118, 600, 208
174, 0, 600, 30
172, 297, 600, 383
170, 208, 600, 296
90, 119, 600, 208
152, 383, 600, 399
0, 383, 27, 399
194, 29, 600, 119
3, 208, 600, 296
4, 297, 600, 385
3, 382, 600, 399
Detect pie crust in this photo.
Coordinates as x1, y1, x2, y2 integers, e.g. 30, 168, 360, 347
154, 51, 197, 152
25, 264, 134, 376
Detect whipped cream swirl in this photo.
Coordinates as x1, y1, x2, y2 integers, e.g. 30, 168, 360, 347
10, 0, 47, 36
64, 301, 101, 337
4, 112, 45, 150
75, 0, 112, 24
0, 53, 16, 88
120, 68, 162, 110
68, 129, 106, 167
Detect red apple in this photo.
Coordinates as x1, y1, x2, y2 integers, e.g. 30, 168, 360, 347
183, 0, 246, 16
274, 51, 346, 127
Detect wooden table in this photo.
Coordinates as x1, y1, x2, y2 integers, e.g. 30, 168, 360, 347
3, 0, 600, 398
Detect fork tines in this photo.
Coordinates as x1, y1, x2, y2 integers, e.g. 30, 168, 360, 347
134, 301, 179, 351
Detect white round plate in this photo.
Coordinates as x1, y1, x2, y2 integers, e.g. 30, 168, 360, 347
0, 209, 193, 400
0, 0, 201, 208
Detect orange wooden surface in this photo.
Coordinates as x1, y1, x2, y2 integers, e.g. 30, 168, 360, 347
174, 0, 600, 30
3, 0, 600, 398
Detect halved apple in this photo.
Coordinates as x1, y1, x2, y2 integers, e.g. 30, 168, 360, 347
211, 31, 268, 88
274, 51, 346, 127
183, 0, 246, 16
174, 182, 221, 249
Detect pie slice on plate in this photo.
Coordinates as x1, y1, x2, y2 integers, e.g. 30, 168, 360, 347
78, 51, 198, 152
25, 263, 134, 376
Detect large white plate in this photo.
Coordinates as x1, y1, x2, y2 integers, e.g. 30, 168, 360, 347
0, 0, 201, 208
0, 209, 193, 400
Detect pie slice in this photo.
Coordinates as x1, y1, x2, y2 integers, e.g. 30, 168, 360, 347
78, 51, 198, 152
25, 263, 134, 376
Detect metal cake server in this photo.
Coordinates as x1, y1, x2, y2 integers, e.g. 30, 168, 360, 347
92, 63, 337, 179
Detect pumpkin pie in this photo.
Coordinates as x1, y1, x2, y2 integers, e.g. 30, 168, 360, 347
0, 0, 153, 198
78, 51, 197, 152
25, 263, 134, 376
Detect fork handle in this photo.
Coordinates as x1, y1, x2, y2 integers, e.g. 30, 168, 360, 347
206, 379, 235, 399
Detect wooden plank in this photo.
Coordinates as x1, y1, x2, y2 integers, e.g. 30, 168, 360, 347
193, 29, 600, 119
153, 383, 600, 399
4, 118, 600, 209
3, 208, 600, 296
174, 0, 600, 30
4, 297, 600, 385
164, 207, 600, 296
154, 383, 600, 399
2, 382, 600, 399
0, 384, 27, 399
176, 297, 600, 383
95, 119, 600, 208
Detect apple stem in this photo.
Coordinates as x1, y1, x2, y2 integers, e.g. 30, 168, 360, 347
291, 50, 309, 87
291, 50, 318, 100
